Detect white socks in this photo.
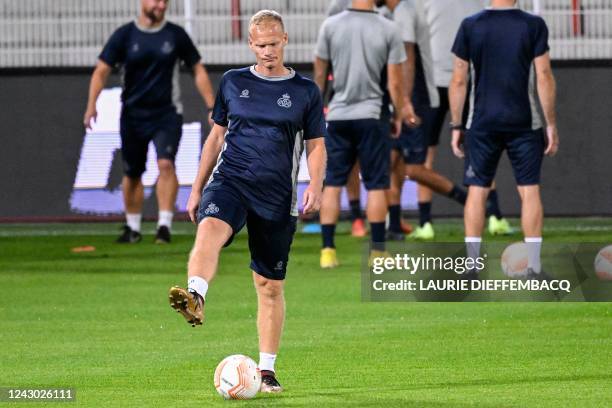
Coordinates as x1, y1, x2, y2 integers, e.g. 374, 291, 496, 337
259, 352, 277, 373
188, 276, 208, 300
158, 210, 174, 229
525, 237, 543, 273
465, 236, 482, 261
126, 213, 142, 232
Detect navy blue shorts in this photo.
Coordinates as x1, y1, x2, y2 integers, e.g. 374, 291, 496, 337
464, 129, 546, 187
391, 104, 434, 165
197, 181, 297, 280
325, 119, 390, 190
120, 111, 182, 178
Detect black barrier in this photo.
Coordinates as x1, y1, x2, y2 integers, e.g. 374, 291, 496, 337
0, 67, 611, 219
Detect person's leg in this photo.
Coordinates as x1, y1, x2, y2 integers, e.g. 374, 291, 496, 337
118, 117, 148, 242
247, 214, 296, 392
462, 129, 503, 274
321, 186, 342, 249
153, 115, 182, 241
347, 162, 363, 221
155, 158, 178, 233
417, 146, 436, 226
358, 119, 390, 252
170, 184, 246, 325
507, 129, 546, 275
386, 148, 404, 235
253, 273, 285, 367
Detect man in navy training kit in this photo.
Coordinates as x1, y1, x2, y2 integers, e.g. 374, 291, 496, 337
449, 0, 559, 279
168, 10, 327, 393
84, 0, 215, 244
422, 0, 512, 237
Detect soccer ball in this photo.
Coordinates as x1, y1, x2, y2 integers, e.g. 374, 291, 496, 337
594, 245, 612, 281
501, 242, 529, 278
214, 355, 261, 400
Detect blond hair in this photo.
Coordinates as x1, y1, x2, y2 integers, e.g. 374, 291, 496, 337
249, 10, 285, 32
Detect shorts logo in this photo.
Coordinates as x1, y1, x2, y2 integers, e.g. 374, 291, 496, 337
277, 93, 292, 108
274, 261, 284, 271
240, 89, 250, 98
466, 165, 476, 179
161, 41, 174, 54
204, 202, 219, 215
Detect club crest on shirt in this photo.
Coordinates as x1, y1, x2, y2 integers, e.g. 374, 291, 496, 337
161, 41, 174, 54
131, 43, 139, 53
240, 89, 250, 98
277, 93, 292, 108
204, 202, 219, 215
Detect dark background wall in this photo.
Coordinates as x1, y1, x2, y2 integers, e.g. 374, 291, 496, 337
0, 65, 610, 219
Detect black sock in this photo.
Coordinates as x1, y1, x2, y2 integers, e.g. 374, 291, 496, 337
388, 205, 402, 232
486, 190, 503, 218
349, 199, 363, 221
321, 224, 336, 248
418, 201, 432, 227
448, 185, 467, 205
370, 222, 386, 251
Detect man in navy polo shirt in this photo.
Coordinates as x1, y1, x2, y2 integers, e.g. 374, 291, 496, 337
168, 10, 326, 393
84, 0, 215, 244
449, 0, 559, 279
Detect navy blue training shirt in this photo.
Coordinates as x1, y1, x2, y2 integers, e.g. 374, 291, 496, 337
452, 8, 549, 132
209, 66, 326, 221
99, 21, 201, 118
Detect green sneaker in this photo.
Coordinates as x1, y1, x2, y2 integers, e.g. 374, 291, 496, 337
408, 222, 435, 241
488, 216, 514, 236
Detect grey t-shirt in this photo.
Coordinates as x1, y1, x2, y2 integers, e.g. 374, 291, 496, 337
393, 0, 439, 107
315, 9, 406, 121
424, 0, 484, 87
327, 0, 351, 16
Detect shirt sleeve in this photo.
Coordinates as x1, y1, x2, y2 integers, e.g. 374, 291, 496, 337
211, 75, 229, 127
177, 27, 201, 67
393, 3, 417, 43
314, 20, 330, 60
533, 18, 550, 57
451, 19, 470, 61
99, 26, 127, 67
303, 85, 326, 140
387, 25, 407, 65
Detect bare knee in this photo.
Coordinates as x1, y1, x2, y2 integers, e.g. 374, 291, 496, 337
157, 159, 175, 176
254, 275, 284, 300
405, 165, 421, 180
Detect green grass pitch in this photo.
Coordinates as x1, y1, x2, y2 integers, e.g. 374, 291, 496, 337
1, 218, 611, 407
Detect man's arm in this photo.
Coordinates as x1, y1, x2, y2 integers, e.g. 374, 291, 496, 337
403, 42, 416, 104
186, 123, 227, 223
302, 138, 327, 214
193, 63, 216, 125
448, 56, 469, 158
387, 62, 406, 137
83, 60, 112, 129
313, 57, 330, 94
534, 52, 559, 156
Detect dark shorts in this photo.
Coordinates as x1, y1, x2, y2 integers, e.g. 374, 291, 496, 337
428, 87, 450, 147
325, 119, 390, 190
120, 111, 182, 178
464, 128, 546, 187
196, 181, 297, 280
391, 103, 434, 165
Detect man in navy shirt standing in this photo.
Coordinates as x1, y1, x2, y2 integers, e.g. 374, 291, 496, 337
84, 0, 215, 244
449, 0, 559, 279
168, 10, 326, 393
